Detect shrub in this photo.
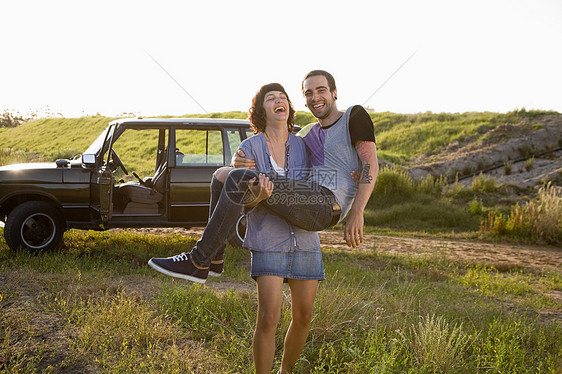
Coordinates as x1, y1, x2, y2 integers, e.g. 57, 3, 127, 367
477, 156, 485, 171
410, 314, 473, 372
504, 161, 512, 175
471, 172, 498, 193
469, 199, 484, 216
0, 147, 29, 165
518, 144, 532, 158
525, 157, 534, 171
417, 174, 446, 196
481, 182, 562, 244
47, 148, 80, 160
0, 110, 27, 128
371, 166, 416, 206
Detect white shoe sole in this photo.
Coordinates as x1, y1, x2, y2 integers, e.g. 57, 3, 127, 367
208, 271, 222, 277
148, 259, 207, 284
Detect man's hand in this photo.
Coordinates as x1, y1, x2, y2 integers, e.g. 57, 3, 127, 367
246, 173, 273, 207
232, 149, 256, 169
344, 208, 364, 248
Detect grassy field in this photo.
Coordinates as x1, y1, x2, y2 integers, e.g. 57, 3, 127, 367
0, 109, 557, 169
1, 229, 561, 373
1, 110, 561, 372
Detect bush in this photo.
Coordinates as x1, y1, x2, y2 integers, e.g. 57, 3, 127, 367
0, 110, 27, 128
371, 166, 416, 206
469, 199, 484, 216
0, 147, 30, 165
504, 161, 512, 175
47, 148, 80, 160
471, 173, 497, 193
417, 174, 447, 195
525, 157, 534, 171
481, 182, 562, 244
410, 314, 473, 372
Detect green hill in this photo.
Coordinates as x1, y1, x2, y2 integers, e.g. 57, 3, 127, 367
1, 109, 558, 166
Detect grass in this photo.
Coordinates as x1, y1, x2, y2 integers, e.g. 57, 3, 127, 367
1, 229, 561, 373
362, 166, 562, 245
1, 111, 560, 371
481, 182, 562, 244
2, 109, 558, 168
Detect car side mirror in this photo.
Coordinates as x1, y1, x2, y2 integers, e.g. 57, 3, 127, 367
82, 154, 96, 165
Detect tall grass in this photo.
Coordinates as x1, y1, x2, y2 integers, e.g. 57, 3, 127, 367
0, 147, 31, 165
1, 229, 561, 372
0, 116, 116, 155
365, 166, 480, 232
410, 314, 474, 372
482, 182, 562, 244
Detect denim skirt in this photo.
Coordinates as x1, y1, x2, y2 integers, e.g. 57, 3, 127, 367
250, 250, 325, 282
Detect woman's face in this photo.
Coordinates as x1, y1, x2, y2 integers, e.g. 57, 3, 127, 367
262, 90, 289, 123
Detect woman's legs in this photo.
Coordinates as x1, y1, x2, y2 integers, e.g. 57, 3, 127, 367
254, 276, 284, 374
212, 166, 232, 184
280, 279, 319, 374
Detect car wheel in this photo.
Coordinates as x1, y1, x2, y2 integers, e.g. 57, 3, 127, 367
4, 201, 65, 252
227, 214, 246, 247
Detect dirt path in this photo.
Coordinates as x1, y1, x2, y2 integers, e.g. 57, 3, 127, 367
132, 227, 562, 271
318, 231, 562, 271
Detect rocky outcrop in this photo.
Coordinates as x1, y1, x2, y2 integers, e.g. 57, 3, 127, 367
407, 116, 562, 186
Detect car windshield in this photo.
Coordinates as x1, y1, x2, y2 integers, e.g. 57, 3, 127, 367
83, 126, 112, 156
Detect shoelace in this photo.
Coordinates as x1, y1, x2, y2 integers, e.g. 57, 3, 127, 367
172, 252, 189, 262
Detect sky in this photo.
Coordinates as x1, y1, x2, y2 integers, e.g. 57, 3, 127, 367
1, 0, 561, 118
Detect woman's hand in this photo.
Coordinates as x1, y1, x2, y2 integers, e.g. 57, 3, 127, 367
246, 173, 273, 207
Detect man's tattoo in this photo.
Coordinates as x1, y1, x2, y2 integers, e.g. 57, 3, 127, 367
360, 163, 373, 184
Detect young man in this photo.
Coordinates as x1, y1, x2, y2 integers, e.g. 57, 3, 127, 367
148, 70, 379, 283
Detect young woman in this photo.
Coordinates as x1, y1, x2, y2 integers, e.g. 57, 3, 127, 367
237, 83, 323, 374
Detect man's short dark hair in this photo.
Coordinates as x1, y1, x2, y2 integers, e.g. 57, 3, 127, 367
301, 70, 337, 93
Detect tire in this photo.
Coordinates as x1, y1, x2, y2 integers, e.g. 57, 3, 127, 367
4, 201, 65, 252
227, 214, 247, 247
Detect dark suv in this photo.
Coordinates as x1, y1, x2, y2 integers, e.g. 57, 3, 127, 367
0, 118, 253, 251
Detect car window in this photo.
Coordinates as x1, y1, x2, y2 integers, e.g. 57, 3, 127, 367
176, 129, 224, 166
226, 129, 243, 163
110, 128, 166, 178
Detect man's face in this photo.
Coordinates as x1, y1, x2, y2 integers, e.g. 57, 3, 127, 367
303, 75, 337, 120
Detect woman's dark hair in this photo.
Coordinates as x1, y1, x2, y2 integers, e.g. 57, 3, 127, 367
248, 83, 295, 134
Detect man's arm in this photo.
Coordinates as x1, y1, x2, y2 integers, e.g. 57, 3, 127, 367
232, 149, 255, 169
344, 141, 379, 248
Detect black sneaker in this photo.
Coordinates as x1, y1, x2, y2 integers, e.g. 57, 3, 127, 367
209, 262, 224, 277
148, 252, 208, 283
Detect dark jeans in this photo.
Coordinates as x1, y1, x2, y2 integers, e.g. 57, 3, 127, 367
190, 168, 337, 267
